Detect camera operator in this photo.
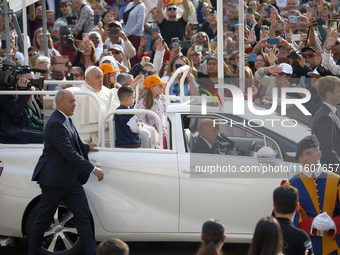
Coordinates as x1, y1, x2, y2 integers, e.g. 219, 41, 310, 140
0, 72, 43, 144
53, 25, 81, 63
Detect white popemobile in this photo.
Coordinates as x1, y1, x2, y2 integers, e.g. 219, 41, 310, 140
0, 66, 311, 255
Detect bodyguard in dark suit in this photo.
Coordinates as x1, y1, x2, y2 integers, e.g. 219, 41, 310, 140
312, 76, 340, 170
28, 90, 104, 255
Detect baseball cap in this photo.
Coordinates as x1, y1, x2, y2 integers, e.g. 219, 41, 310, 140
52, 21, 67, 31
143, 74, 168, 89
301, 46, 317, 53
109, 20, 122, 29
98, 63, 121, 75
307, 68, 320, 77
109, 44, 123, 53
278, 63, 293, 75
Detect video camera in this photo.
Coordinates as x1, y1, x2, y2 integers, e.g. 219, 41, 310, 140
0, 62, 46, 90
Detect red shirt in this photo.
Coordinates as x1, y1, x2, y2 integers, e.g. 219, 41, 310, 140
53, 40, 81, 63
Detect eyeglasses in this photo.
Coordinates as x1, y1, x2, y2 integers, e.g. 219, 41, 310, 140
256, 59, 265, 63
60, 25, 71, 30
141, 69, 155, 76
167, 7, 177, 11
73, 73, 81, 78
303, 53, 314, 59
29, 52, 38, 57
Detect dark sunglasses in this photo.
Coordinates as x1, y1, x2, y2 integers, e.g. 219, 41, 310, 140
141, 69, 155, 76
29, 52, 38, 57
167, 7, 177, 11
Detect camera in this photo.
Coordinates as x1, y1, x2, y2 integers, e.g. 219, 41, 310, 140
65, 34, 74, 45
287, 51, 299, 59
0, 62, 45, 90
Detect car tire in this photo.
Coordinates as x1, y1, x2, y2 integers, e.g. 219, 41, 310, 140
25, 202, 84, 255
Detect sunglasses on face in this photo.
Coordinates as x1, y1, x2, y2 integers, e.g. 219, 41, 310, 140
141, 69, 155, 76
29, 52, 38, 57
167, 7, 177, 11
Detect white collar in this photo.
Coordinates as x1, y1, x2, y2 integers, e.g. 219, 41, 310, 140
323, 102, 337, 114
301, 164, 326, 178
57, 109, 70, 120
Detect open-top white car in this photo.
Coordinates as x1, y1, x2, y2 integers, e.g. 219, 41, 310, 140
0, 64, 311, 255
0, 89, 310, 255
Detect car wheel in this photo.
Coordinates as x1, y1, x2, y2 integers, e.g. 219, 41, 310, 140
25, 202, 84, 255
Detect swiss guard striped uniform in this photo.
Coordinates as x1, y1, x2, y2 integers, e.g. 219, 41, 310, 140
285, 170, 340, 255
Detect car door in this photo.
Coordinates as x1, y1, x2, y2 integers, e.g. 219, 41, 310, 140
177, 114, 290, 241
86, 148, 179, 233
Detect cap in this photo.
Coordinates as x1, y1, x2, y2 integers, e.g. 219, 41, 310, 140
109, 20, 122, 29
109, 44, 123, 53
301, 46, 317, 53
143, 74, 168, 89
278, 63, 293, 75
307, 68, 320, 77
52, 21, 67, 31
295, 134, 319, 159
98, 63, 121, 75
85, 66, 101, 78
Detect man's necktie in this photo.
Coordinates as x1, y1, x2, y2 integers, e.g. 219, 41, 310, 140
68, 117, 84, 157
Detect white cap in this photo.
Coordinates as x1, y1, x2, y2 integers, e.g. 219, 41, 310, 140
109, 43, 123, 52
307, 67, 320, 77
278, 63, 293, 75
52, 21, 67, 31
84, 66, 101, 78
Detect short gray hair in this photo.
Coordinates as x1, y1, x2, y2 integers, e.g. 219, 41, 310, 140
117, 73, 133, 86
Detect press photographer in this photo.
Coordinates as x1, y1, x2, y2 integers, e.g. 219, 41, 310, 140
0, 62, 45, 144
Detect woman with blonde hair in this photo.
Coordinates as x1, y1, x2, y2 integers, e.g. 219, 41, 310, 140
72, 40, 98, 72
33, 27, 60, 59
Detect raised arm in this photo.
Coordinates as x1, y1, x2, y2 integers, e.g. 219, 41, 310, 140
157, 0, 164, 24
182, 0, 190, 23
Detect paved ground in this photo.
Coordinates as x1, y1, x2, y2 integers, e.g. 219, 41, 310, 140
0, 238, 249, 255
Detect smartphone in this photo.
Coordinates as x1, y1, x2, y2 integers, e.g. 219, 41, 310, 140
316, 17, 325, 26
151, 25, 160, 34
260, 25, 270, 34
66, 16, 73, 25
195, 44, 209, 52
246, 54, 257, 62
109, 28, 119, 35
291, 34, 301, 41
192, 23, 201, 30
265, 5, 271, 18
299, 76, 305, 87
1, 40, 6, 50
103, 45, 109, 51
94, 14, 100, 26
287, 51, 299, 59
179, 40, 192, 49
55, 56, 68, 64
289, 16, 301, 23
82, 33, 89, 41
329, 19, 338, 33
171, 37, 179, 45
267, 38, 280, 44
247, 7, 253, 14
66, 73, 74, 80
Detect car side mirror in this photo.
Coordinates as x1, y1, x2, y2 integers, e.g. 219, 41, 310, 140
256, 146, 277, 163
